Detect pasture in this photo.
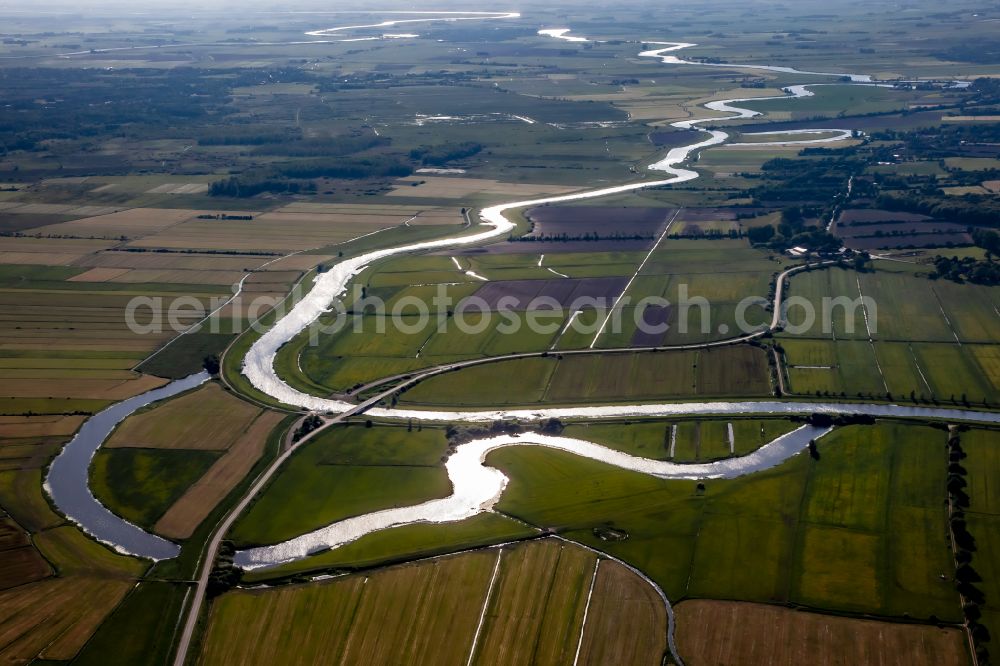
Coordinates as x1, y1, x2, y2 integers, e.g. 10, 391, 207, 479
71, 582, 192, 666
91, 448, 219, 529
107, 383, 263, 451
738, 85, 930, 119
489, 421, 961, 621
779, 264, 1000, 403
963, 429, 1000, 649
228, 424, 452, 548
400, 346, 771, 407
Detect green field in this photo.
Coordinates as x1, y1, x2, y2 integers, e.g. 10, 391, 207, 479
779, 264, 1000, 403
229, 424, 452, 548
71, 582, 190, 666
488, 421, 960, 620
562, 417, 799, 461
90, 448, 219, 529
401, 345, 771, 406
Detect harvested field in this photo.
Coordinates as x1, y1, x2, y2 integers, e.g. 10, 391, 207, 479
199, 549, 496, 666
0, 237, 114, 266
471, 277, 627, 310
276, 203, 422, 215
0, 576, 133, 662
0, 415, 85, 438
473, 540, 594, 665
75, 251, 277, 272
576, 560, 667, 666
674, 599, 966, 666
200, 539, 665, 666
145, 183, 209, 194
154, 411, 285, 539
0, 544, 51, 591
0, 375, 166, 401
67, 267, 132, 282
388, 176, 580, 199
107, 382, 263, 451
104, 268, 247, 285
0, 516, 50, 591
32, 207, 198, 238
125, 207, 455, 253
257, 254, 333, 271
524, 206, 673, 242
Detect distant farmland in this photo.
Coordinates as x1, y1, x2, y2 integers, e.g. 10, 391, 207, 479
524, 206, 673, 241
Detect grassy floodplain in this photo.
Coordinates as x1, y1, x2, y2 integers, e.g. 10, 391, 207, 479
487, 421, 960, 622
229, 424, 453, 548
398, 345, 772, 407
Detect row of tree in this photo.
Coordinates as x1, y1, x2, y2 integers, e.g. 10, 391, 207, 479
409, 142, 483, 166
947, 430, 992, 665
929, 255, 1000, 286
877, 192, 1000, 229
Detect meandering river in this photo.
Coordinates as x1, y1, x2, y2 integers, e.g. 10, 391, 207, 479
235, 424, 834, 568
44, 372, 209, 560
